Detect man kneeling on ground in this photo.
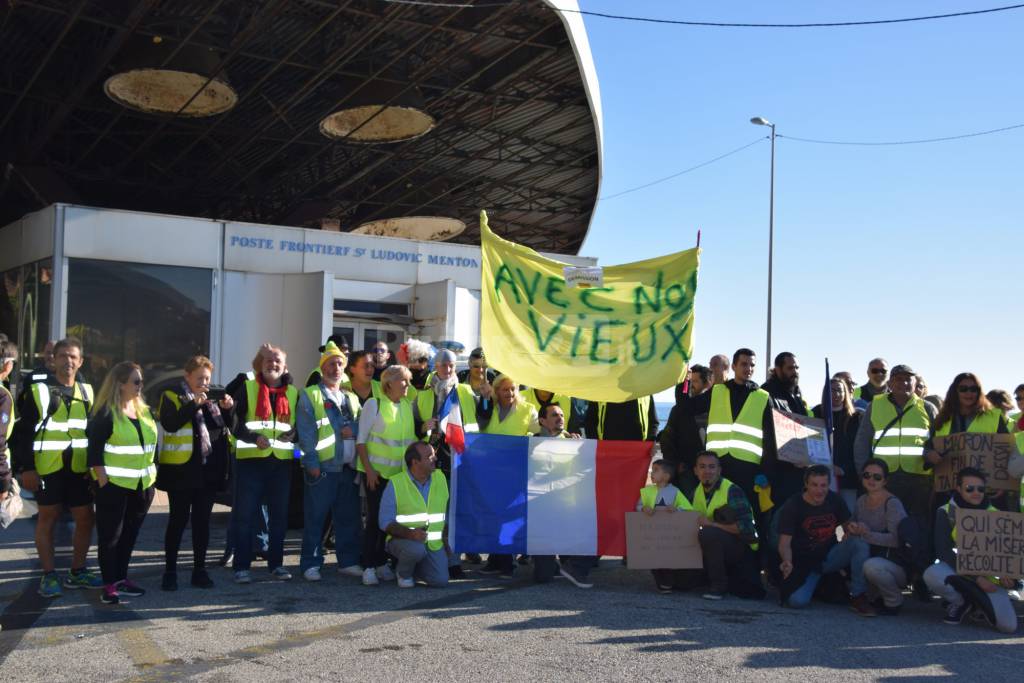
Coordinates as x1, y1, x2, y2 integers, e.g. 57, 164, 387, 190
379, 442, 449, 588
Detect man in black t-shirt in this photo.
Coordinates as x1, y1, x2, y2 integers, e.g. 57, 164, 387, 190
777, 465, 874, 615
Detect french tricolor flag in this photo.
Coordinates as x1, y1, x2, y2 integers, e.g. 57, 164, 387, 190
451, 434, 652, 556
438, 387, 466, 454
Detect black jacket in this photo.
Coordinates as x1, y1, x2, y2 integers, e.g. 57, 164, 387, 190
584, 398, 658, 441
762, 376, 809, 416
155, 385, 231, 492
813, 407, 861, 490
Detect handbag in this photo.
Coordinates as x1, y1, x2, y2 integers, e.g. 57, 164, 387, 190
1, 478, 24, 529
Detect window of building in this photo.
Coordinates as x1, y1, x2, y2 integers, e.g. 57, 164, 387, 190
0, 259, 53, 384
66, 258, 211, 404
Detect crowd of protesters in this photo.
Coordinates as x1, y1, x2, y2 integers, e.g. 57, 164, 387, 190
1, 334, 1022, 633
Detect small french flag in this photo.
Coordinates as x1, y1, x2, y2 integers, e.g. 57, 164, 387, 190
451, 434, 652, 556
438, 387, 466, 454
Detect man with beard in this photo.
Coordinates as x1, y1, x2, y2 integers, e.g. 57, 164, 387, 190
762, 352, 810, 503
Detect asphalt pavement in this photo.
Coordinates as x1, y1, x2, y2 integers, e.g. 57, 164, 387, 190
2, 501, 1023, 682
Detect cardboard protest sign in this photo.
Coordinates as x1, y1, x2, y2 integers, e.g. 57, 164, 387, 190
933, 433, 1021, 492
480, 211, 700, 403
625, 510, 703, 569
772, 410, 831, 468
954, 508, 1024, 580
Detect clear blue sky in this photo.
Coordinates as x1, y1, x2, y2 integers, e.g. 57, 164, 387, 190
576, 0, 1023, 404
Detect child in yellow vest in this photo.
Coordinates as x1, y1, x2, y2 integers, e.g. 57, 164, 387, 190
636, 459, 694, 593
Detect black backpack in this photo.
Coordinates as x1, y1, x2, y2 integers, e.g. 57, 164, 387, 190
887, 515, 931, 576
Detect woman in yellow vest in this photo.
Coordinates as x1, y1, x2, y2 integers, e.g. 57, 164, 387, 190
478, 375, 538, 577
345, 350, 383, 407
925, 373, 1010, 507
87, 361, 158, 605
229, 344, 299, 584
156, 355, 234, 592
356, 364, 417, 586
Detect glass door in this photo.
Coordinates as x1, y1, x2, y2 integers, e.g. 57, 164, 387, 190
332, 320, 406, 354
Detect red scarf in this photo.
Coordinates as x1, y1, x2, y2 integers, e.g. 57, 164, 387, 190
1017, 415, 1024, 432
256, 377, 291, 420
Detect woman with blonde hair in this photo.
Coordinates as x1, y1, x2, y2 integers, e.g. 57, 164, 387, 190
157, 355, 234, 591
356, 364, 417, 585
87, 361, 157, 604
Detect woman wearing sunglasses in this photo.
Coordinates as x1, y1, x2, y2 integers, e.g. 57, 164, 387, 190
851, 458, 908, 615
923, 467, 1017, 633
87, 362, 158, 604
925, 373, 1010, 507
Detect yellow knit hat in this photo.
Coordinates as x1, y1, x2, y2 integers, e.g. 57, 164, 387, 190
319, 341, 347, 368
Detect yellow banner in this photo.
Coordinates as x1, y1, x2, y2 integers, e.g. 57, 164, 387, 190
480, 212, 700, 403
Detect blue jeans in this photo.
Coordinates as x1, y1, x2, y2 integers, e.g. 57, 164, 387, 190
300, 466, 362, 572
232, 458, 291, 572
787, 537, 869, 608
386, 538, 449, 587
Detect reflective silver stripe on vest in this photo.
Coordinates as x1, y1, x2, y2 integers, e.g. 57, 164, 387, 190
245, 420, 290, 432
104, 444, 155, 456
464, 424, 479, 433
235, 440, 257, 450
66, 419, 88, 430
315, 434, 337, 451
874, 427, 930, 439
396, 513, 430, 524
160, 443, 193, 452
368, 434, 411, 448
70, 438, 88, 449
36, 420, 71, 433
426, 531, 443, 542
34, 439, 72, 450
31, 373, 47, 380
315, 417, 331, 428
427, 513, 446, 524
368, 455, 402, 467
269, 440, 295, 451
731, 423, 764, 438
873, 446, 925, 456
705, 439, 763, 457
104, 464, 157, 478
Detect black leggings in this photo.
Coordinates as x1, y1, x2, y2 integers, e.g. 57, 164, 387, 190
96, 484, 154, 585
164, 487, 216, 572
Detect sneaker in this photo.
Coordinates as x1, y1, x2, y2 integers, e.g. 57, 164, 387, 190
302, 567, 322, 582
38, 572, 62, 598
376, 564, 395, 582
943, 601, 974, 625
702, 591, 726, 601
117, 579, 146, 597
362, 567, 379, 586
849, 594, 877, 617
161, 572, 178, 592
478, 563, 502, 575
100, 584, 119, 605
397, 576, 415, 589
271, 566, 292, 581
191, 570, 214, 589
64, 568, 104, 590
234, 570, 252, 584
876, 603, 902, 617
218, 550, 234, 567
517, 554, 530, 565
449, 566, 466, 580
338, 564, 364, 578
557, 565, 593, 589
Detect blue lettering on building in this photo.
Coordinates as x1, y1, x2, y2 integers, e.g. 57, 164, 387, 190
228, 234, 477, 269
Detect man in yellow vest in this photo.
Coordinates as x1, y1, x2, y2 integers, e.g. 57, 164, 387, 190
379, 442, 449, 588
536, 404, 582, 439
414, 349, 478, 473
583, 397, 657, 441
853, 358, 889, 410
678, 348, 777, 513
692, 451, 762, 600
853, 364, 938, 531
11, 337, 102, 597
1011, 384, 1024, 431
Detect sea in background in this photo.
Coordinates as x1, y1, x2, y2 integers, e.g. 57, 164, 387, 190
655, 402, 673, 426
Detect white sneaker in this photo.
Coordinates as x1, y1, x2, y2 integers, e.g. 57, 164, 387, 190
397, 576, 415, 589
303, 567, 322, 582
376, 564, 396, 582
338, 564, 364, 578
362, 567, 379, 586
234, 570, 251, 584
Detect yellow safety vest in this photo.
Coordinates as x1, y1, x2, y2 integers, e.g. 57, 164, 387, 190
157, 391, 193, 465
236, 380, 299, 460
483, 402, 537, 436
101, 408, 158, 490
639, 484, 692, 510
522, 389, 572, 422
388, 469, 448, 551
415, 384, 479, 440
595, 396, 651, 440
30, 380, 93, 475
706, 384, 770, 465
304, 385, 360, 462
693, 477, 758, 550
343, 379, 383, 403
870, 395, 931, 475
358, 397, 416, 479
934, 408, 1003, 437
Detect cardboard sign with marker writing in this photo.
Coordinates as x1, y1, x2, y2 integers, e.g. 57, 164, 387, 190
954, 508, 1024, 579
625, 510, 703, 569
772, 410, 831, 468
933, 433, 1020, 492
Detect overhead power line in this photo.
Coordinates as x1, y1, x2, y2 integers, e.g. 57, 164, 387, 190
380, 1, 1024, 28
779, 122, 1024, 146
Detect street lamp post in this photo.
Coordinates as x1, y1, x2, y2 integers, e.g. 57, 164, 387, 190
750, 116, 775, 378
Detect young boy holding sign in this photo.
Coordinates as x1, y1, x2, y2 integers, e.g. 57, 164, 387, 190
923, 467, 1019, 633
636, 459, 693, 593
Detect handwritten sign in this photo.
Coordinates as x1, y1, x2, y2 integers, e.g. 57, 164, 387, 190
955, 508, 1024, 579
773, 410, 831, 468
933, 433, 1020, 492
480, 211, 700, 403
625, 510, 703, 569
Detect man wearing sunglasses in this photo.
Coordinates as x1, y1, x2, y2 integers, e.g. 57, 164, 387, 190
370, 343, 392, 381
853, 358, 889, 410
853, 364, 938, 536
923, 467, 1018, 632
